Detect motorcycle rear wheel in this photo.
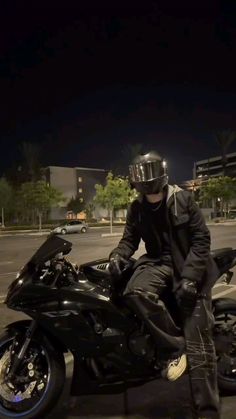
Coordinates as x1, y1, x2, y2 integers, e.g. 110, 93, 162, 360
0, 329, 65, 419
214, 299, 236, 393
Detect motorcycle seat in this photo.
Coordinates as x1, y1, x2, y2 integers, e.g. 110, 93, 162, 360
210, 247, 236, 274
210, 248, 233, 259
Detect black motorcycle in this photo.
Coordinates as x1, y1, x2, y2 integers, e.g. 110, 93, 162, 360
0, 235, 236, 419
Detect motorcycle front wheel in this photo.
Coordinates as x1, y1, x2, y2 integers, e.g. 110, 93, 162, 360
214, 298, 236, 393
0, 328, 65, 419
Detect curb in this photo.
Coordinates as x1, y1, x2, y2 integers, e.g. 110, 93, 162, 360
0, 226, 125, 237
0, 232, 49, 237
206, 222, 236, 226
0, 229, 50, 233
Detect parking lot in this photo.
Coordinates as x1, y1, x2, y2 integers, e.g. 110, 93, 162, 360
1, 224, 236, 418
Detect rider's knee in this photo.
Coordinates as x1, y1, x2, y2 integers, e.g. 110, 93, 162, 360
124, 288, 162, 305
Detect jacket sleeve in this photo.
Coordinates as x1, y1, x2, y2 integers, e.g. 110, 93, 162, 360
109, 202, 141, 260
181, 194, 211, 284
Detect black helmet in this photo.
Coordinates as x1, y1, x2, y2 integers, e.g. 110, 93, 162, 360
129, 151, 168, 194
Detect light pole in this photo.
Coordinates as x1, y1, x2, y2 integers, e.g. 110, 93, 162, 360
1, 207, 5, 228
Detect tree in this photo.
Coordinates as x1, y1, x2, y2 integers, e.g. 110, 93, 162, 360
0, 178, 13, 227
67, 197, 86, 216
33, 181, 64, 230
85, 202, 95, 221
94, 172, 137, 233
17, 181, 64, 229
200, 176, 236, 215
215, 130, 236, 176
16, 182, 36, 224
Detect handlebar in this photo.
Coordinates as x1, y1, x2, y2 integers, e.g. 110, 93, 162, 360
37, 256, 78, 287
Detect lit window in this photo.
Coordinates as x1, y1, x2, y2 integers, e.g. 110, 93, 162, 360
78, 177, 82, 182
78, 188, 83, 193
79, 198, 84, 203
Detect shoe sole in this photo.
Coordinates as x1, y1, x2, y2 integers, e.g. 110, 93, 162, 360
166, 355, 187, 381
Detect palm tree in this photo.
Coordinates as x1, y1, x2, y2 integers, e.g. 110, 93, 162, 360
215, 130, 236, 176
21, 142, 41, 182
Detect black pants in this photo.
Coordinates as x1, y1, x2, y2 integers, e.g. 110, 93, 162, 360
123, 262, 220, 419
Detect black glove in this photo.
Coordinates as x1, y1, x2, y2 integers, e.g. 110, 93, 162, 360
176, 278, 198, 308
109, 254, 128, 278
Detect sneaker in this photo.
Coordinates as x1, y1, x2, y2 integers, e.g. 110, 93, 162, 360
162, 353, 187, 381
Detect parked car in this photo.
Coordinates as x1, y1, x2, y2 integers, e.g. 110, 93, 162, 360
52, 220, 88, 235
228, 210, 236, 219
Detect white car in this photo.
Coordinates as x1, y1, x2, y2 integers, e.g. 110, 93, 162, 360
52, 220, 88, 235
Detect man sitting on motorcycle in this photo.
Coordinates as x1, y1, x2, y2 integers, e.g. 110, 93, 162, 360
109, 150, 220, 419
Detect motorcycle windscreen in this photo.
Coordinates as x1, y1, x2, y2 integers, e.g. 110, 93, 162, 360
18, 235, 72, 278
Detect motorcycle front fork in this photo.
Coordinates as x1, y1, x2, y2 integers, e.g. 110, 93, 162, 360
8, 319, 38, 379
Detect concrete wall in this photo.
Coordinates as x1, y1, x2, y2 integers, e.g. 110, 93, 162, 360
93, 205, 109, 220
76, 168, 108, 204
200, 207, 213, 220
48, 166, 77, 204
50, 206, 67, 220
115, 209, 127, 219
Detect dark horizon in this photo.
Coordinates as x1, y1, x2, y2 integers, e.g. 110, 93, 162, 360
1, 2, 236, 182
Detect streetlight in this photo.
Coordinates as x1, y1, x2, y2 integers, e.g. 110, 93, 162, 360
1, 208, 5, 229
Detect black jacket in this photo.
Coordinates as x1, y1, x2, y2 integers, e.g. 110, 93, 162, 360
110, 184, 219, 293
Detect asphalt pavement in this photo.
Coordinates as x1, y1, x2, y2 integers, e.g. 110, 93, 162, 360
48, 376, 236, 419
0, 225, 236, 418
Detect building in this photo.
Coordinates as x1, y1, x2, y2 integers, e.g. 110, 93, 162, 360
43, 166, 109, 220
193, 151, 236, 179
179, 151, 236, 218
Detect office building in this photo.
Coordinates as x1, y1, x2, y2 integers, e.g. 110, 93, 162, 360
193, 152, 236, 179
43, 166, 109, 220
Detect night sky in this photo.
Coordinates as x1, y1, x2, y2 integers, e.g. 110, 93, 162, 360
1, 1, 236, 183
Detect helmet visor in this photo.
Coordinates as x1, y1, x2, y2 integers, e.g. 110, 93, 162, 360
129, 161, 163, 183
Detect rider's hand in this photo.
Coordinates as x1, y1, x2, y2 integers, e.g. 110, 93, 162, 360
176, 278, 198, 308
109, 254, 128, 278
